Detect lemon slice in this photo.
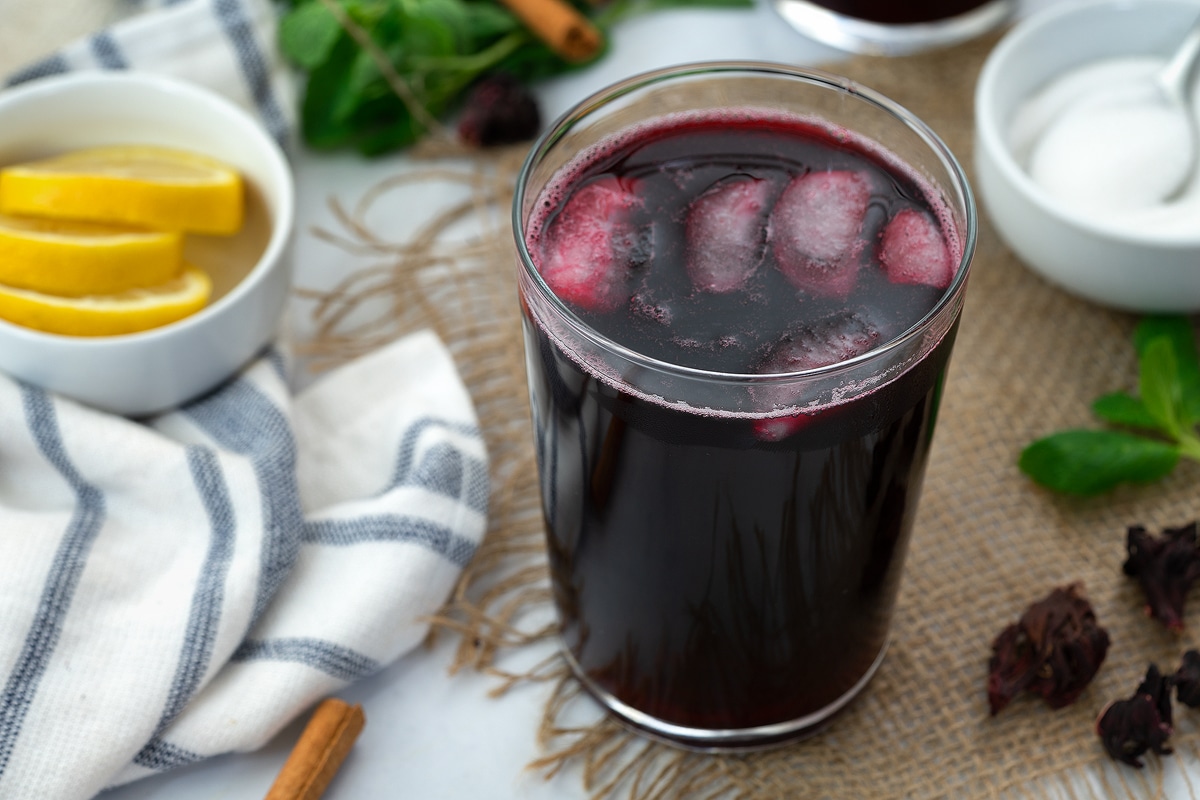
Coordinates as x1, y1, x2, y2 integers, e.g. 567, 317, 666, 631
0, 265, 212, 336
0, 146, 244, 235
0, 212, 182, 296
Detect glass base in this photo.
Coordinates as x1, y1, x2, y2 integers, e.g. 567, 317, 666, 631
770, 0, 1014, 56
561, 640, 889, 753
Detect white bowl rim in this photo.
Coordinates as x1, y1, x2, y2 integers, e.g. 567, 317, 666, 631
975, 0, 1200, 249
0, 70, 295, 347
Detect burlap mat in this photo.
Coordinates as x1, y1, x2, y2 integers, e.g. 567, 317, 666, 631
298, 31, 1200, 800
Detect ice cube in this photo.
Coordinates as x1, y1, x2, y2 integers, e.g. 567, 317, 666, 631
877, 208, 954, 289
758, 309, 883, 374
750, 310, 882, 440
685, 176, 773, 293
538, 177, 646, 312
752, 413, 813, 443
770, 170, 871, 298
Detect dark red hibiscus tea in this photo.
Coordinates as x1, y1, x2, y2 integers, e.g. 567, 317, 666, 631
514, 65, 974, 750
806, 0, 1001, 25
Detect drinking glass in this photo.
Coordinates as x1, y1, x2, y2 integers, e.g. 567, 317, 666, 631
771, 0, 1015, 55
513, 62, 977, 751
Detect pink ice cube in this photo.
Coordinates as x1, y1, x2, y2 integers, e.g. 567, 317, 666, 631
538, 177, 645, 312
752, 413, 813, 443
877, 208, 954, 289
750, 310, 882, 441
770, 170, 871, 298
685, 176, 773, 293
759, 310, 882, 374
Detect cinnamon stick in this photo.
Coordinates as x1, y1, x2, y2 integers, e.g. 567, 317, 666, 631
496, 0, 603, 63
265, 698, 366, 800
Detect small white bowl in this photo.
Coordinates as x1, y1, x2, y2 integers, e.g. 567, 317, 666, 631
0, 71, 294, 416
974, 0, 1200, 313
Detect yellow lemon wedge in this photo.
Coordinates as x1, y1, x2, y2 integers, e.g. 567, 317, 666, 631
0, 212, 183, 296
0, 265, 212, 336
0, 146, 244, 235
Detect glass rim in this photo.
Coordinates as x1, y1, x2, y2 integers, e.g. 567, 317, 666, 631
512, 60, 978, 387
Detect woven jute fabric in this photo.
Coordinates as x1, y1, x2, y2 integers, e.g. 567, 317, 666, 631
304, 32, 1200, 800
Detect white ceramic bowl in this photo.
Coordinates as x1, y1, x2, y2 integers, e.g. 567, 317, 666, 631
0, 71, 294, 416
974, 0, 1200, 313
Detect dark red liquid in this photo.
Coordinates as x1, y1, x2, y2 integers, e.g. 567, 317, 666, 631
522, 113, 961, 742
810, 0, 999, 24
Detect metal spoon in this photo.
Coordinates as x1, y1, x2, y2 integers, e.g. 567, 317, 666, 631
1157, 15, 1200, 200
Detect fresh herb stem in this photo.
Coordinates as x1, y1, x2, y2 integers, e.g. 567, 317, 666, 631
1177, 429, 1200, 462
408, 30, 528, 75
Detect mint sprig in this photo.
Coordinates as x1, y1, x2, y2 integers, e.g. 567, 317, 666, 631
277, 0, 753, 156
1019, 316, 1200, 496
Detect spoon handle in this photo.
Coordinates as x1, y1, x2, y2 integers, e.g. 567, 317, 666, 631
1158, 16, 1200, 105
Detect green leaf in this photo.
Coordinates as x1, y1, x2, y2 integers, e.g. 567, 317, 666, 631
1019, 429, 1181, 495
1091, 391, 1161, 431
410, 0, 476, 53
493, 39, 583, 82
279, 1, 343, 70
461, 2, 522, 43
354, 113, 425, 154
1135, 315, 1200, 424
299, 34, 363, 148
1139, 337, 1184, 437
397, 5, 460, 61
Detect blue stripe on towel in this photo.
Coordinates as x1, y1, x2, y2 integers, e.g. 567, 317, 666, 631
0, 388, 107, 778
462, 453, 489, 515
5, 54, 70, 86
89, 31, 129, 69
132, 738, 203, 771
132, 447, 238, 771
413, 442, 463, 498
389, 417, 480, 485
232, 638, 379, 682
213, 0, 289, 148
303, 515, 477, 568
185, 378, 303, 625
410, 443, 488, 516
160, 447, 238, 727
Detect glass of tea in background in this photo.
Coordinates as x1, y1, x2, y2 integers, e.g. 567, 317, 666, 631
771, 0, 1015, 55
513, 63, 977, 750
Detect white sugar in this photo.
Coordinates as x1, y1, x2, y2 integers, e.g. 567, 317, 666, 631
1009, 56, 1200, 238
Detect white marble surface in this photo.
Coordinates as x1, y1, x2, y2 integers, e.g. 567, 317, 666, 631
9, 1, 1176, 798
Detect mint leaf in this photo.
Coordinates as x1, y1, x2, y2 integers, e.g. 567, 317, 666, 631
1019, 430, 1180, 496
1091, 391, 1160, 431
461, 2, 523, 42
1136, 316, 1200, 424
279, 2, 343, 70
1139, 337, 1184, 437
299, 34, 363, 148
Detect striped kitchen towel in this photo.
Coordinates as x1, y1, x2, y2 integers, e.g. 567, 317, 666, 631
0, 331, 489, 798
0, 2, 489, 798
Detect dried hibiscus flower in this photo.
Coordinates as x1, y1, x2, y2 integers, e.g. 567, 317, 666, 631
457, 73, 541, 148
987, 583, 1110, 715
1096, 664, 1175, 768
1173, 649, 1200, 708
1123, 522, 1200, 632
